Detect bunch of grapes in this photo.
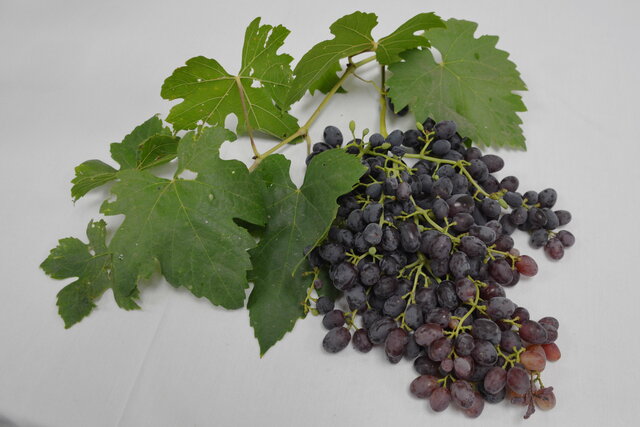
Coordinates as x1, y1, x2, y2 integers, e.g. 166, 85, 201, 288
304, 119, 574, 418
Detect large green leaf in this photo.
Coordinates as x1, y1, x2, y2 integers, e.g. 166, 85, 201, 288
248, 150, 366, 356
71, 116, 179, 201
100, 127, 266, 309
285, 12, 377, 104
387, 19, 527, 149
40, 220, 117, 327
161, 18, 299, 138
376, 13, 445, 65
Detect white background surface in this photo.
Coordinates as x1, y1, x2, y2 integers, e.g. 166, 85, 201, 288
1, 0, 638, 426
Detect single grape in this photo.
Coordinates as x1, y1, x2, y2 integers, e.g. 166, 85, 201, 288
544, 238, 564, 260
520, 349, 546, 372
362, 309, 382, 329
527, 208, 548, 228
404, 304, 424, 330
322, 327, 351, 353
312, 142, 332, 153
533, 387, 556, 410
449, 252, 471, 279
433, 177, 453, 198
455, 278, 476, 303
465, 146, 482, 161
428, 337, 453, 361
458, 236, 487, 258
365, 183, 382, 199
316, 296, 334, 314
450, 380, 475, 409
429, 387, 451, 412
486, 297, 517, 320
439, 358, 454, 375
385, 328, 409, 363
359, 262, 380, 287
512, 307, 530, 322
319, 242, 345, 264
414, 323, 444, 347
434, 120, 457, 139
415, 287, 438, 309
373, 276, 398, 298
471, 339, 498, 366
428, 234, 452, 259
345, 285, 367, 311
543, 208, 560, 230
352, 328, 373, 353
330, 261, 357, 290
399, 222, 421, 253
410, 375, 439, 398
481, 154, 504, 172
523, 190, 538, 205
503, 191, 523, 208
346, 209, 365, 232
362, 203, 383, 224
481, 198, 501, 219
451, 213, 475, 232
383, 295, 407, 317
369, 132, 385, 147
506, 366, 530, 395
519, 320, 548, 344
381, 226, 400, 252
384, 129, 403, 147
515, 255, 538, 277
368, 317, 397, 345
453, 356, 475, 380
469, 225, 497, 244
414, 356, 440, 376
323, 125, 343, 147
472, 318, 502, 345
484, 366, 507, 394
538, 188, 557, 208
557, 230, 575, 247
542, 343, 561, 361
431, 139, 451, 156
510, 207, 528, 225
436, 281, 459, 310
432, 198, 449, 220
529, 229, 549, 248
405, 334, 422, 360
500, 176, 519, 192
489, 259, 514, 285
479, 283, 505, 301
424, 307, 451, 328
454, 333, 476, 356
539, 316, 560, 329
322, 309, 345, 330
500, 330, 523, 352
555, 210, 572, 226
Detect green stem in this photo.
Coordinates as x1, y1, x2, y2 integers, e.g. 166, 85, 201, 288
234, 76, 260, 159
249, 55, 377, 172
379, 66, 388, 137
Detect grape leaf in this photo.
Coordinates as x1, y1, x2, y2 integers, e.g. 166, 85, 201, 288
71, 116, 179, 201
161, 18, 299, 138
110, 116, 173, 169
387, 19, 527, 149
285, 12, 377, 104
40, 220, 114, 328
70, 160, 117, 201
100, 127, 266, 309
248, 150, 366, 356
376, 13, 445, 65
